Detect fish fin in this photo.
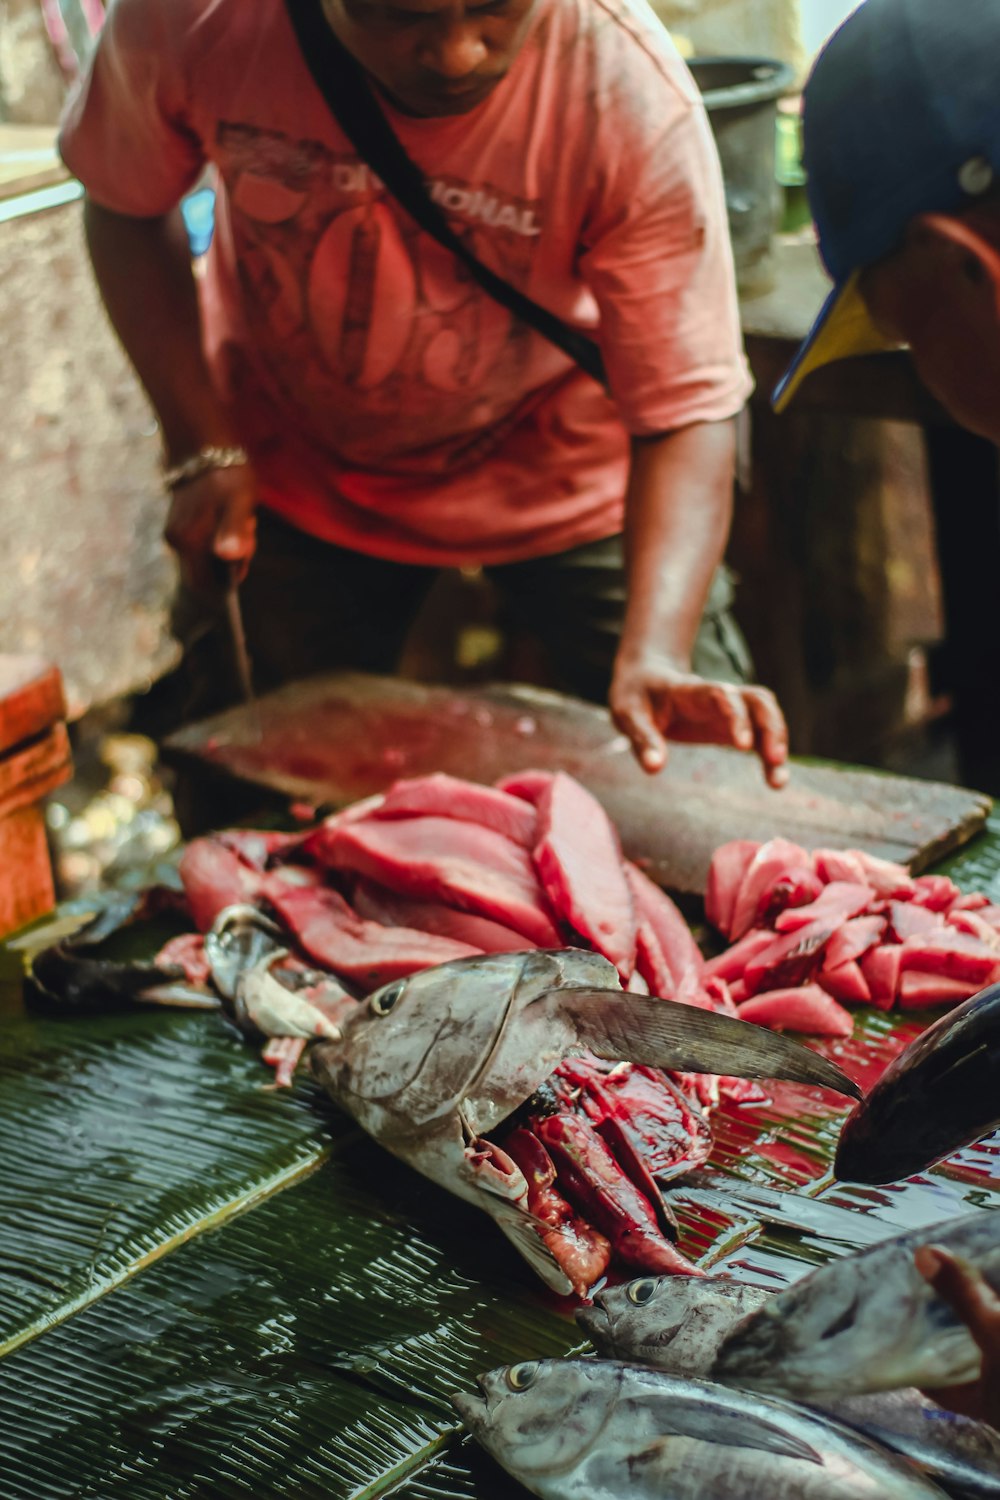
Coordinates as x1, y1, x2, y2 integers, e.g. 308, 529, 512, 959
550, 989, 861, 1100
134, 984, 221, 1009
489, 1203, 575, 1297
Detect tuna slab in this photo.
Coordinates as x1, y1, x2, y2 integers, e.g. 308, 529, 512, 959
737, 985, 854, 1038
372, 774, 537, 849
266, 883, 479, 989
533, 772, 637, 979
624, 862, 704, 988
318, 816, 562, 947
179, 838, 265, 932
351, 879, 537, 952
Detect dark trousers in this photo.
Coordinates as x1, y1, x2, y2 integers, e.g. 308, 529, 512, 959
157, 510, 752, 733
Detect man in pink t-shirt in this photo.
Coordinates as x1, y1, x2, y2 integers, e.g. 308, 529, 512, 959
60, 0, 788, 785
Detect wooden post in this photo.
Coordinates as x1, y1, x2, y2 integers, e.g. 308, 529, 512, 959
0, 656, 72, 937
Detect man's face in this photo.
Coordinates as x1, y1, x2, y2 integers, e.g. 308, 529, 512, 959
322, 0, 538, 117
859, 212, 1000, 446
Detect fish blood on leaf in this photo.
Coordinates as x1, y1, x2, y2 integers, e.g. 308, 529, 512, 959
705, 838, 1000, 1022
309, 949, 858, 1295
579, 1274, 1000, 1498
713, 1208, 1000, 1401
837, 980, 1000, 1183
452, 1360, 946, 1500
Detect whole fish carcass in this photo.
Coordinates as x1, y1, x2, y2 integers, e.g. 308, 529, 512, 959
836, 981, 1000, 1185
581, 1275, 1000, 1500
452, 1359, 947, 1499
713, 1208, 1000, 1401
310, 948, 859, 1296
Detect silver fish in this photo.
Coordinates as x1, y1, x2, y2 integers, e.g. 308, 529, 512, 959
581, 1274, 1000, 1499
452, 1359, 946, 1499
310, 949, 859, 1294
578, 1273, 769, 1373
714, 1208, 1000, 1400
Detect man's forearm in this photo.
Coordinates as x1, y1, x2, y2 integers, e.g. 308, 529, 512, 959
620, 419, 736, 666
83, 198, 238, 463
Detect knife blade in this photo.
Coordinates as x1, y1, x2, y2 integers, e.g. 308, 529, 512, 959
222, 562, 261, 744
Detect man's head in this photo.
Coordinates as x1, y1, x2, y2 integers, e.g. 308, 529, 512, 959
774, 0, 1000, 443
322, 0, 537, 119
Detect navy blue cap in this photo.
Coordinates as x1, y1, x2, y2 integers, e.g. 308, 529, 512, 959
774, 0, 1000, 411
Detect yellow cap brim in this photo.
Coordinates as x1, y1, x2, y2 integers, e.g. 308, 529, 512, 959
772, 271, 901, 413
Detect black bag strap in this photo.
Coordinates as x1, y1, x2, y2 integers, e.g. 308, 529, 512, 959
282, 0, 607, 386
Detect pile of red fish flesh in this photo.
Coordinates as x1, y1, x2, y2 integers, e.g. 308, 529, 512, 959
704, 838, 1000, 1035
170, 770, 718, 1005
159, 771, 779, 1278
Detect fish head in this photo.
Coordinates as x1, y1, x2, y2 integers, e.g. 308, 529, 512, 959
452, 1360, 619, 1478
577, 1275, 768, 1371
204, 905, 286, 1001
578, 1275, 704, 1358
310, 950, 582, 1143
836, 981, 1000, 1183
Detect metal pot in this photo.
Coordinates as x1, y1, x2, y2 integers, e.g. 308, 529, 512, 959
688, 57, 796, 293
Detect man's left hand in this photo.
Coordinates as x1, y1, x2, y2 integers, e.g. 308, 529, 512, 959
610, 651, 790, 788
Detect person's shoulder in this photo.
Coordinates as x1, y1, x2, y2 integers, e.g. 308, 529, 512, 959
101, 0, 265, 58
551, 0, 700, 105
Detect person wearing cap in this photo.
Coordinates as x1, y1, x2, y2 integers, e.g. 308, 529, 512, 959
57, 0, 790, 788
776, 0, 1000, 445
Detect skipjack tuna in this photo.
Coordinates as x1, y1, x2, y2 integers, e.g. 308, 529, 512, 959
714, 1208, 1000, 1401
452, 1359, 946, 1499
836, 980, 1000, 1184
310, 948, 858, 1295
580, 1274, 1000, 1498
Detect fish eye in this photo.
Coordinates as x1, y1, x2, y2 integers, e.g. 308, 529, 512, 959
369, 981, 405, 1016
626, 1278, 658, 1306
505, 1361, 540, 1391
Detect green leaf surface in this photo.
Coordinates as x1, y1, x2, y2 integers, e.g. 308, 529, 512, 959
0, 810, 999, 1496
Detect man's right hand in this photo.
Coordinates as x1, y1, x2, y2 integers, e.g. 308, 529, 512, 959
164, 463, 259, 594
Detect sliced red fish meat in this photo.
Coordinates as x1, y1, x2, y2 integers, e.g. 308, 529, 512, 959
811, 849, 869, 885
860, 944, 903, 1010
774, 881, 874, 934
728, 838, 811, 941
703, 927, 774, 984
737, 984, 854, 1038
503, 1128, 611, 1295
317, 816, 561, 947
820, 960, 871, 1005
493, 769, 554, 804
266, 883, 480, 989
887, 899, 945, 942
535, 1113, 703, 1277
372, 773, 537, 849
742, 917, 838, 995
351, 879, 536, 952
821, 915, 885, 973
848, 850, 916, 899
897, 971, 987, 1009
899, 930, 1000, 986
704, 839, 759, 938
533, 772, 637, 978
911, 874, 962, 911
624, 862, 703, 986
179, 837, 265, 932
155, 931, 212, 986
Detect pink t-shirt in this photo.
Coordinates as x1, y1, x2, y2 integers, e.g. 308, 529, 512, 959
60, 0, 752, 566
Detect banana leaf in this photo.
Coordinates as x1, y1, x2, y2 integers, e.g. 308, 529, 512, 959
0, 814, 998, 1496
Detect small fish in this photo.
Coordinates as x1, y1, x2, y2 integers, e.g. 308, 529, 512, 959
713, 1208, 1000, 1400
836, 981, 1000, 1184
311, 949, 859, 1294
452, 1359, 946, 1499
24, 902, 218, 1012
581, 1274, 1000, 1499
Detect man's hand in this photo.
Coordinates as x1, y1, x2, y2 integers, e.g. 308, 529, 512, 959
164, 465, 259, 594
610, 649, 790, 788
916, 1244, 1000, 1427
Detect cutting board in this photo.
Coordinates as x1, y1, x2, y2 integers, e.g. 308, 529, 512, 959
164, 673, 991, 896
